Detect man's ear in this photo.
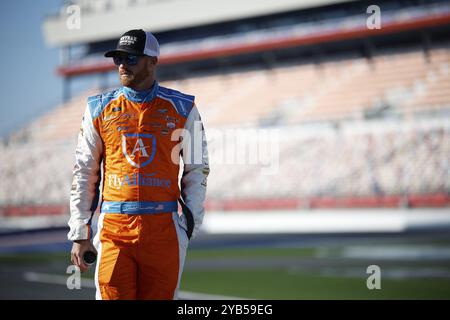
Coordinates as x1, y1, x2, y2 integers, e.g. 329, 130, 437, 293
146, 57, 157, 69
145, 57, 157, 73
151, 57, 158, 65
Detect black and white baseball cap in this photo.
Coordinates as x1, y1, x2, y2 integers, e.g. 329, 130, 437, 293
104, 29, 160, 58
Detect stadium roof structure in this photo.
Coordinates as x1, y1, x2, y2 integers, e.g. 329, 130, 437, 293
42, 0, 354, 46
55, 8, 450, 77
42, 0, 450, 100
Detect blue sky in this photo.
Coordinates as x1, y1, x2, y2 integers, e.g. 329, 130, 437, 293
0, 1, 63, 137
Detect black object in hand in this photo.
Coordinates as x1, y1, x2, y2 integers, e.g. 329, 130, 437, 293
83, 250, 97, 266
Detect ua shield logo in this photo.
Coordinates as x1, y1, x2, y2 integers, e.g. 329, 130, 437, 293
132, 139, 149, 157
122, 133, 156, 168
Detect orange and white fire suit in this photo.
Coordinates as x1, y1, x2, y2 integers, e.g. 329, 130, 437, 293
68, 82, 209, 299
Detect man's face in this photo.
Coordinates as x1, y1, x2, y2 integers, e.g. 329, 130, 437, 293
114, 53, 155, 88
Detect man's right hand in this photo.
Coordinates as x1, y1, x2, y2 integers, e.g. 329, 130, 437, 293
71, 239, 97, 273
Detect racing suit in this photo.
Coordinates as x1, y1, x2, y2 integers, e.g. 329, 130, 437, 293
68, 82, 209, 299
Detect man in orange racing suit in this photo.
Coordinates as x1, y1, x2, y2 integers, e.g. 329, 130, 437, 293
68, 29, 209, 300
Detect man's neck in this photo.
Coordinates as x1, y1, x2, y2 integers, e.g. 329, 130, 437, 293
128, 77, 155, 91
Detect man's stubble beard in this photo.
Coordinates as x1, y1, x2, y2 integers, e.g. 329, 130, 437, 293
120, 65, 150, 88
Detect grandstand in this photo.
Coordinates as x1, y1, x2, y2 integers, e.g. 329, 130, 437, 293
1, 0, 450, 220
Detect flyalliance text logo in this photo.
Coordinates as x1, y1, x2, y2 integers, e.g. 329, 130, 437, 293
108, 173, 171, 189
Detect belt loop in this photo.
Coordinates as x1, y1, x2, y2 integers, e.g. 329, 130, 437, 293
120, 202, 124, 213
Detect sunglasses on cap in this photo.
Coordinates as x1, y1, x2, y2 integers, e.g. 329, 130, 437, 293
113, 54, 140, 66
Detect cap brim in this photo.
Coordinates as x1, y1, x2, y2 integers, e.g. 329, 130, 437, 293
104, 48, 146, 58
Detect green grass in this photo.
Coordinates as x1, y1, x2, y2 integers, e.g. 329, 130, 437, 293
181, 269, 450, 300
186, 247, 317, 259
180, 246, 450, 299
0, 252, 70, 265
2, 245, 450, 299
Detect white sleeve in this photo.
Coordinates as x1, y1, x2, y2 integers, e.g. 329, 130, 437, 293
68, 105, 103, 241
180, 105, 210, 239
